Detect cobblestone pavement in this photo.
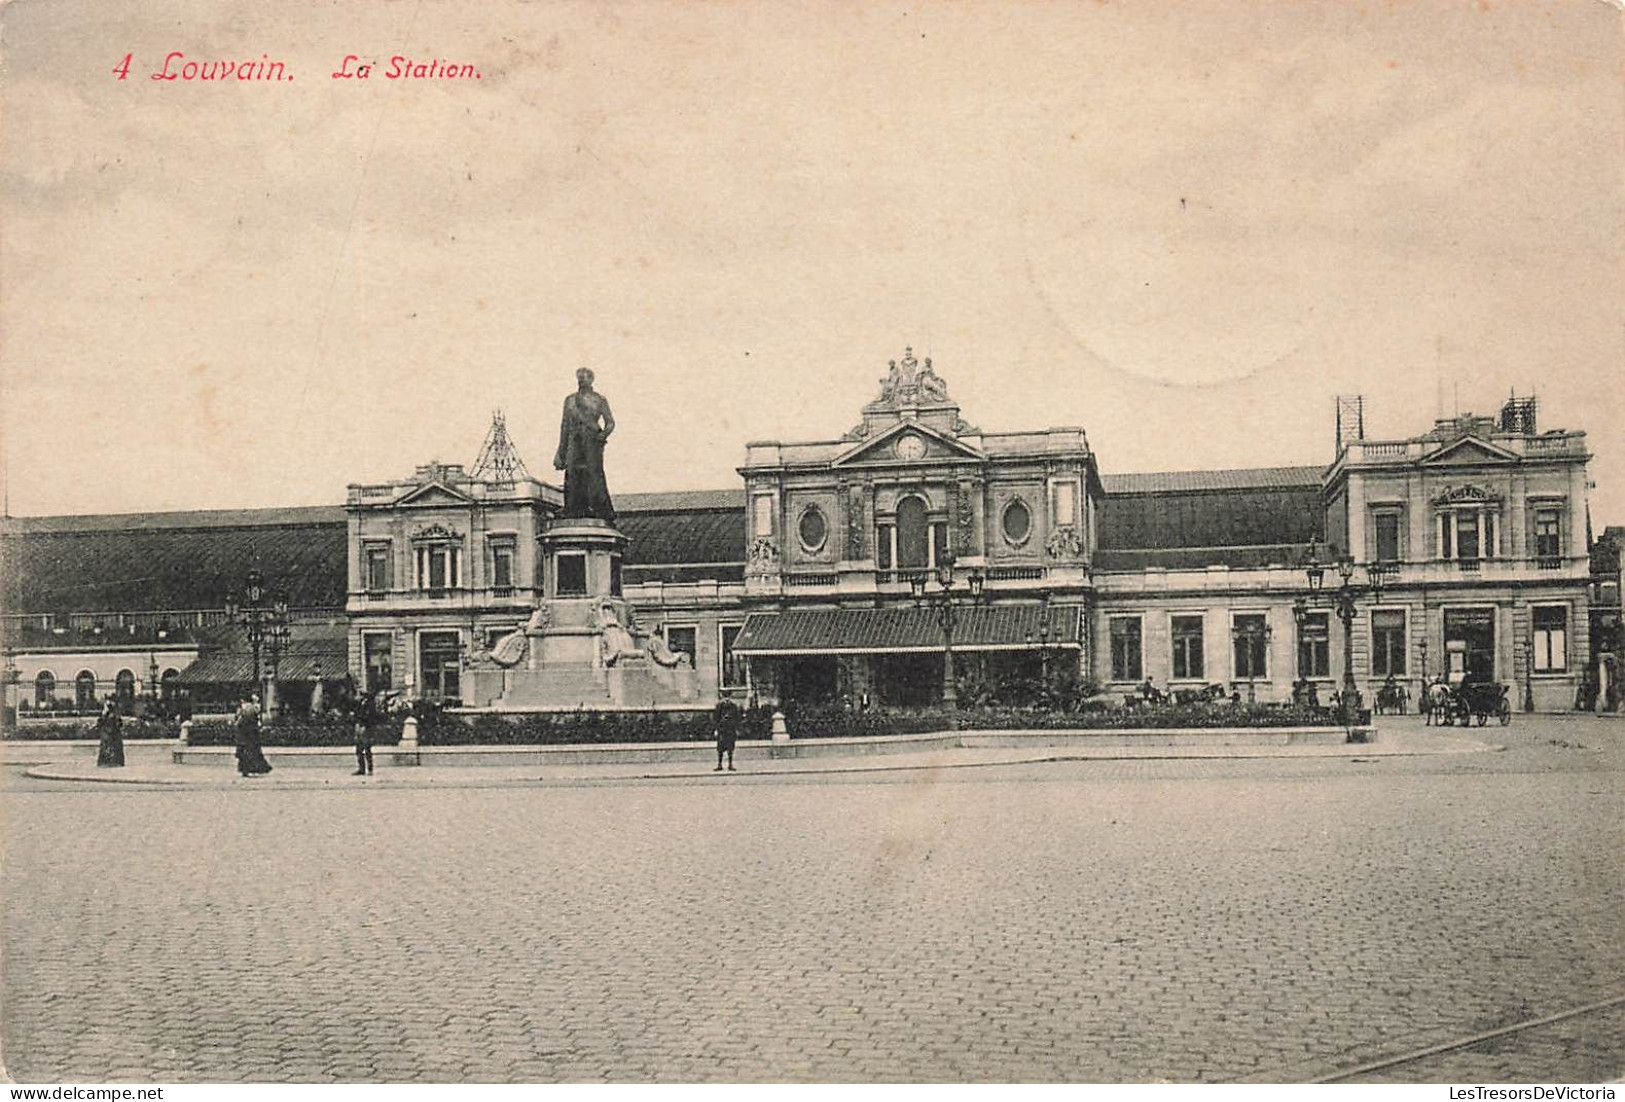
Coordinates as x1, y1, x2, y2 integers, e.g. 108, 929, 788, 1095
3, 715, 1621, 1082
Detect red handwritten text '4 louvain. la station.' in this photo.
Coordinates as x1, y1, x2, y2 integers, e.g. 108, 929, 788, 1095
111, 53, 481, 82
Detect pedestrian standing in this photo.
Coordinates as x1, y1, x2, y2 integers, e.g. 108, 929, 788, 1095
234, 692, 273, 777
94, 696, 124, 768
352, 691, 376, 776
713, 697, 740, 772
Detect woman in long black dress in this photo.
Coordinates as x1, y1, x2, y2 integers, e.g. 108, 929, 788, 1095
94, 697, 125, 768
234, 693, 273, 776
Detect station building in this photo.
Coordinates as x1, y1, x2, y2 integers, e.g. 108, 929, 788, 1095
0, 352, 1606, 717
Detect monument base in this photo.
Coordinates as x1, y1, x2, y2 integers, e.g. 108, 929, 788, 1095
458, 517, 700, 713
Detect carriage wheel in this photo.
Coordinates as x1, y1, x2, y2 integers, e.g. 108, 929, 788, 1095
1498, 701, 1512, 726
1476, 711, 1488, 727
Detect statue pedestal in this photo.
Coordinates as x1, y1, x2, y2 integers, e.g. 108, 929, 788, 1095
464, 518, 697, 712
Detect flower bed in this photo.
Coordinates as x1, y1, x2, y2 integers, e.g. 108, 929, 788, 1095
421, 708, 774, 746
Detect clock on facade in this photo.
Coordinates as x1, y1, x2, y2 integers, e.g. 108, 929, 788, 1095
894, 434, 927, 461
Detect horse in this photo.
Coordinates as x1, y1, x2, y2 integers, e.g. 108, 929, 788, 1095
1422, 681, 1453, 726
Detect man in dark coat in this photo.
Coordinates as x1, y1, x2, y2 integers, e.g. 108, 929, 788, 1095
352, 691, 377, 775
713, 697, 740, 772
553, 367, 616, 522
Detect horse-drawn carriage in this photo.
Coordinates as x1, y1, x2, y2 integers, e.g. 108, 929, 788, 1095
1423, 679, 1512, 727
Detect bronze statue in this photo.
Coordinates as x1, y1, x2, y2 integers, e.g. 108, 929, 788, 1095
553, 367, 616, 521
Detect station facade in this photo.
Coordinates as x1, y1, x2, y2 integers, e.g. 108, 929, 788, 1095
0, 352, 1607, 716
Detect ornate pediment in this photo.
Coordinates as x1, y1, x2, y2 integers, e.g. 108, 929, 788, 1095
833, 419, 982, 468
1420, 436, 1519, 466
395, 481, 474, 509
1431, 484, 1502, 507
411, 522, 464, 542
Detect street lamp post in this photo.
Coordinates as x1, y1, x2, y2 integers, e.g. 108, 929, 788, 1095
910, 561, 985, 731
1, 638, 18, 730
1237, 620, 1271, 703
225, 570, 290, 715
1304, 550, 1387, 733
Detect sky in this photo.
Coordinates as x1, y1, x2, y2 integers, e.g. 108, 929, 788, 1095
2, 0, 1622, 525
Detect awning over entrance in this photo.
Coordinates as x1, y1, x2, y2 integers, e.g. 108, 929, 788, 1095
733, 606, 1083, 656
171, 620, 348, 685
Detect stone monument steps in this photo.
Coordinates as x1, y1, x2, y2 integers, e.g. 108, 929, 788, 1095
498, 664, 613, 709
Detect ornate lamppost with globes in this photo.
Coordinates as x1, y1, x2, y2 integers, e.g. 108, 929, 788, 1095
1303, 549, 1388, 731
910, 559, 986, 730
225, 570, 290, 715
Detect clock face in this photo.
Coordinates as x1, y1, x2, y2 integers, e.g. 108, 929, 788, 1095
895, 434, 927, 461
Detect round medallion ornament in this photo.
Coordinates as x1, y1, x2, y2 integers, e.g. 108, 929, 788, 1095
894, 434, 927, 461
1002, 499, 1032, 545
798, 506, 828, 552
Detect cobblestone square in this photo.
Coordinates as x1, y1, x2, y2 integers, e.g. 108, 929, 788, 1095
4, 716, 1622, 1082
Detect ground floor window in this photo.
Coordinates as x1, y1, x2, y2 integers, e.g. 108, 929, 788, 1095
75, 670, 97, 708
364, 633, 394, 694
1109, 617, 1142, 682
877, 653, 940, 707
419, 631, 461, 702
1371, 610, 1407, 677
1444, 608, 1496, 682
34, 671, 55, 705
1231, 614, 1268, 680
1532, 606, 1567, 672
719, 624, 746, 690
1298, 612, 1330, 678
782, 655, 840, 705
1171, 615, 1204, 679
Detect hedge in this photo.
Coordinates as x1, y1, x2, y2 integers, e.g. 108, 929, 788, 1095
421, 707, 775, 746
4, 703, 1352, 743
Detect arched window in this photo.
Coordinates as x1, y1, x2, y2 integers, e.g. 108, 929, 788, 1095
896, 496, 929, 570
34, 671, 56, 705
75, 671, 97, 709
115, 669, 136, 706
162, 668, 180, 700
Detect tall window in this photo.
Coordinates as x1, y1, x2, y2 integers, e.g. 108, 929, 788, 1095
1298, 612, 1330, 678
34, 670, 55, 705
75, 670, 97, 709
115, 670, 135, 706
896, 496, 929, 570
1171, 616, 1204, 680
1534, 509, 1562, 562
364, 544, 390, 593
415, 543, 460, 591
1454, 513, 1480, 560
1374, 511, 1401, 563
1232, 614, 1268, 679
719, 624, 746, 690
1109, 617, 1142, 682
364, 633, 393, 693
665, 625, 698, 668
1371, 610, 1407, 677
1532, 606, 1567, 672
490, 540, 515, 591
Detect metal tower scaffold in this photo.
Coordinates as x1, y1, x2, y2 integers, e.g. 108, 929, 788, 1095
470, 410, 531, 487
